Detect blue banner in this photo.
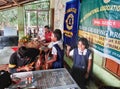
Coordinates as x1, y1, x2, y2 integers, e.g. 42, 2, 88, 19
63, 0, 80, 48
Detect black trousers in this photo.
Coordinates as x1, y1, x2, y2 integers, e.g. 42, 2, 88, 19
71, 67, 87, 89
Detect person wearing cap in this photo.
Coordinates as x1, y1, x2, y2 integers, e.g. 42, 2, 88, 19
8, 46, 40, 73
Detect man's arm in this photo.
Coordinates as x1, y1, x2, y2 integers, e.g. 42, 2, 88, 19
9, 64, 34, 73
16, 65, 33, 72
9, 65, 17, 73
9, 52, 18, 73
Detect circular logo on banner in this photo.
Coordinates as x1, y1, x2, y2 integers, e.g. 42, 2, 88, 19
103, 0, 110, 3
66, 14, 74, 30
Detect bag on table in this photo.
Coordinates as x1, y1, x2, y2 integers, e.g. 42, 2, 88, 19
0, 70, 12, 89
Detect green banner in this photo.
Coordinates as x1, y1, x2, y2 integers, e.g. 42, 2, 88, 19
79, 0, 120, 64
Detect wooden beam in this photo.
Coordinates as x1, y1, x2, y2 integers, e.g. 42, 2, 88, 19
0, 0, 7, 3
0, 5, 12, 10
12, 0, 20, 6
0, 0, 37, 10
18, 0, 37, 5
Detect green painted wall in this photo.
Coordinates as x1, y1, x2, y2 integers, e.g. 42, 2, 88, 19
93, 53, 120, 87
17, 6, 25, 39
93, 63, 120, 87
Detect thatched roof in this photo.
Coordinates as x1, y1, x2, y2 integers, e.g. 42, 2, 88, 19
0, 0, 36, 10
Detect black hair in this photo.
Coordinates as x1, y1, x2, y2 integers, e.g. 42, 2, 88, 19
78, 37, 89, 49
25, 48, 40, 58
18, 46, 27, 58
53, 29, 62, 41
44, 25, 50, 29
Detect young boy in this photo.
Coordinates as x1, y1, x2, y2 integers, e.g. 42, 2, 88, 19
45, 29, 64, 69
66, 37, 92, 89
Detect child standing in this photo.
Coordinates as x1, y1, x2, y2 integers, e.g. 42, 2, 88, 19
45, 29, 64, 69
66, 37, 92, 89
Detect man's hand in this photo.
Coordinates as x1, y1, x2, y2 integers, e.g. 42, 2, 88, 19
17, 65, 33, 72
24, 65, 33, 71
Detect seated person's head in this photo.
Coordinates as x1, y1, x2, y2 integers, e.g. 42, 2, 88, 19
51, 29, 62, 42
44, 25, 50, 32
18, 46, 27, 58
77, 37, 89, 51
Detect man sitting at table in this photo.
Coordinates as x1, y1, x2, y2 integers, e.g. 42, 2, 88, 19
8, 46, 40, 73
38, 25, 52, 44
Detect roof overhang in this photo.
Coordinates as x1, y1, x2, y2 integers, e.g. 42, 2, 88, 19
0, 0, 36, 10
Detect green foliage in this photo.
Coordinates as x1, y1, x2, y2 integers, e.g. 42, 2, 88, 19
24, 0, 50, 10
0, 0, 50, 30
0, 8, 17, 29
24, 0, 50, 27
